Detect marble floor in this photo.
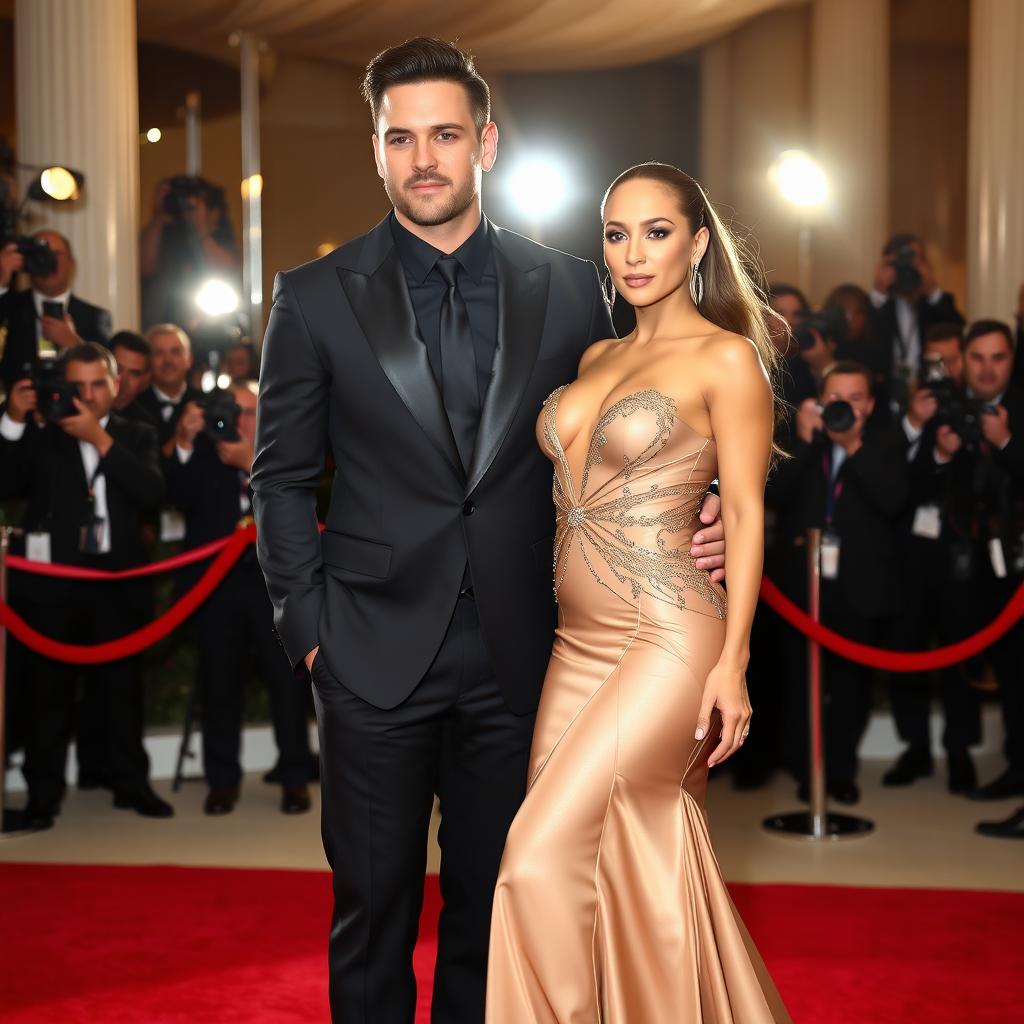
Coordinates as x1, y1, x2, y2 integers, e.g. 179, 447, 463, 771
2, 752, 1020, 893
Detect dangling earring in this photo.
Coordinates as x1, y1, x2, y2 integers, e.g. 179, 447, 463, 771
603, 273, 617, 309
689, 259, 704, 307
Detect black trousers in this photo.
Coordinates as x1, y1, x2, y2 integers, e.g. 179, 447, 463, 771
887, 536, 982, 755
195, 557, 312, 788
21, 581, 150, 808
311, 593, 537, 1024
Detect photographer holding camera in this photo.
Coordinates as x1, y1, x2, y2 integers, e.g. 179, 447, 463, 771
769, 360, 909, 803
0, 343, 171, 827
164, 380, 312, 816
140, 177, 239, 331
134, 324, 203, 451
899, 321, 1024, 817
869, 233, 965, 413
884, 323, 982, 792
0, 230, 112, 385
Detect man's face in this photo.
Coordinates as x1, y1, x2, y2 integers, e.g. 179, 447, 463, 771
372, 80, 497, 228
149, 331, 193, 392
31, 230, 75, 297
65, 359, 117, 419
924, 338, 964, 389
964, 332, 1013, 401
822, 372, 874, 436
112, 346, 151, 409
221, 346, 252, 382
230, 383, 258, 445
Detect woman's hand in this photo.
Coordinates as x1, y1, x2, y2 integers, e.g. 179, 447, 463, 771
695, 661, 752, 768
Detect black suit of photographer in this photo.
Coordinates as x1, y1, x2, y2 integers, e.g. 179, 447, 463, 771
164, 432, 311, 790
0, 413, 163, 811
901, 388, 1024, 781
135, 383, 204, 447
769, 421, 909, 785
0, 289, 112, 385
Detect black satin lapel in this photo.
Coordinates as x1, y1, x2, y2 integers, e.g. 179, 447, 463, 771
336, 253, 463, 479
465, 250, 550, 496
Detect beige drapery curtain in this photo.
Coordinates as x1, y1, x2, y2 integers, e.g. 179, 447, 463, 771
138, 0, 802, 70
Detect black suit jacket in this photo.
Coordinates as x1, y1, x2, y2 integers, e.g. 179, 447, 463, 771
252, 215, 613, 714
768, 424, 910, 617
135, 385, 205, 447
870, 290, 964, 374
0, 413, 164, 602
0, 289, 112, 383
164, 434, 251, 586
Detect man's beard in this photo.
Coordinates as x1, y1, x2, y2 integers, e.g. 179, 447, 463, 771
387, 173, 477, 227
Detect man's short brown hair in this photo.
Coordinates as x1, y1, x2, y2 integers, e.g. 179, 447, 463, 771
821, 359, 874, 396
361, 37, 490, 135
62, 342, 117, 381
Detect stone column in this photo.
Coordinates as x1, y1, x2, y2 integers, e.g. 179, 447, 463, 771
15, 0, 140, 330
809, 0, 889, 300
967, 0, 1024, 321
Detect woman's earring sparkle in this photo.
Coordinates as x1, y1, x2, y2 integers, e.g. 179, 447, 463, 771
689, 260, 704, 307
603, 273, 617, 309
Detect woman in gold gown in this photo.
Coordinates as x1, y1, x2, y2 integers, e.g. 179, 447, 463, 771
486, 163, 792, 1023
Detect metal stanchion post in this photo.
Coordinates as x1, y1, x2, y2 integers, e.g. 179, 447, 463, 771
764, 528, 874, 840
1, 525, 49, 836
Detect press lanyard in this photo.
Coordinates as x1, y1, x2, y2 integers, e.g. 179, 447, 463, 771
822, 451, 844, 526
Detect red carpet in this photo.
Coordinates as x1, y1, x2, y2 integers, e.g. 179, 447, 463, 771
0, 863, 1021, 1022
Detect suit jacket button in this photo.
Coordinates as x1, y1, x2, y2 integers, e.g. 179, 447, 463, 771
462, 500, 476, 516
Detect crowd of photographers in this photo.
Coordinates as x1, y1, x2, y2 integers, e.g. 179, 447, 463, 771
745, 233, 1024, 840
0, 221, 1022, 839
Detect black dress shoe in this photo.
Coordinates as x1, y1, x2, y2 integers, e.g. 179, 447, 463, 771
828, 779, 860, 805
113, 786, 175, 818
22, 801, 59, 829
882, 748, 934, 787
976, 806, 1024, 839
968, 770, 1024, 802
77, 772, 111, 791
264, 753, 320, 785
947, 750, 977, 794
281, 784, 312, 815
204, 784, 240, 816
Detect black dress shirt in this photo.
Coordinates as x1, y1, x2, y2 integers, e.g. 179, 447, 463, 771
389, 211, 499, 412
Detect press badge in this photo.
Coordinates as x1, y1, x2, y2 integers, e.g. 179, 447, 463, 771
160, 509, 186, 543
25, 531, 51, 563
989, 538, 1008, 579
79, 514, 107, 555
820, 531, 841, 579
911, 504, 942, 540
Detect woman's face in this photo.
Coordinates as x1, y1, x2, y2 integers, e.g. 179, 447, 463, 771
603, 178, 705, 308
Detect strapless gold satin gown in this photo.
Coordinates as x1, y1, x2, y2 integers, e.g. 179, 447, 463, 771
486, 387, 791, 1023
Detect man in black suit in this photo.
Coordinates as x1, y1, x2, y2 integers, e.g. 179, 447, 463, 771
869, 233, 965, 414
770, 360, 909, 804
110, 331, 158, 429
932, 319, 1024, 805
165, 380, 312, 816
0, 231, 112, 385
251, 38, 727, 1024
0, 343, 172, 827
134, 323, 203, 451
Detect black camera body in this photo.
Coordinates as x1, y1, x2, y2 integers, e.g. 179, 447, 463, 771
17, 235, 58, 278
795, 307, 847, 352
921, 355, 985, 448
23, 360, 78, 421
199, 387, 240, 443
890, 244, 923, 295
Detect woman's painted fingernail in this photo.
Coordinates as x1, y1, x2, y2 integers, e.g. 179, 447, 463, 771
695, 727, 705, 740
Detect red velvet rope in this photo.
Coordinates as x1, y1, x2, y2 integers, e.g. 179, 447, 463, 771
2, 523, 1024, 670
5, 534, 235, 580
0, 524, 256, 664
759, 576, 1024, 671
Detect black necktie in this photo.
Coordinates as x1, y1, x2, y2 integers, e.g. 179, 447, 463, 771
436, 256, 479, 471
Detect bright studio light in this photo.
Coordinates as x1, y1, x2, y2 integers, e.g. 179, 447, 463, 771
195, 278, 240, 317
771, 150, 828, 208
506, 155, 570, 220
146, 128, 162, 144
39, 166, 78, 201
